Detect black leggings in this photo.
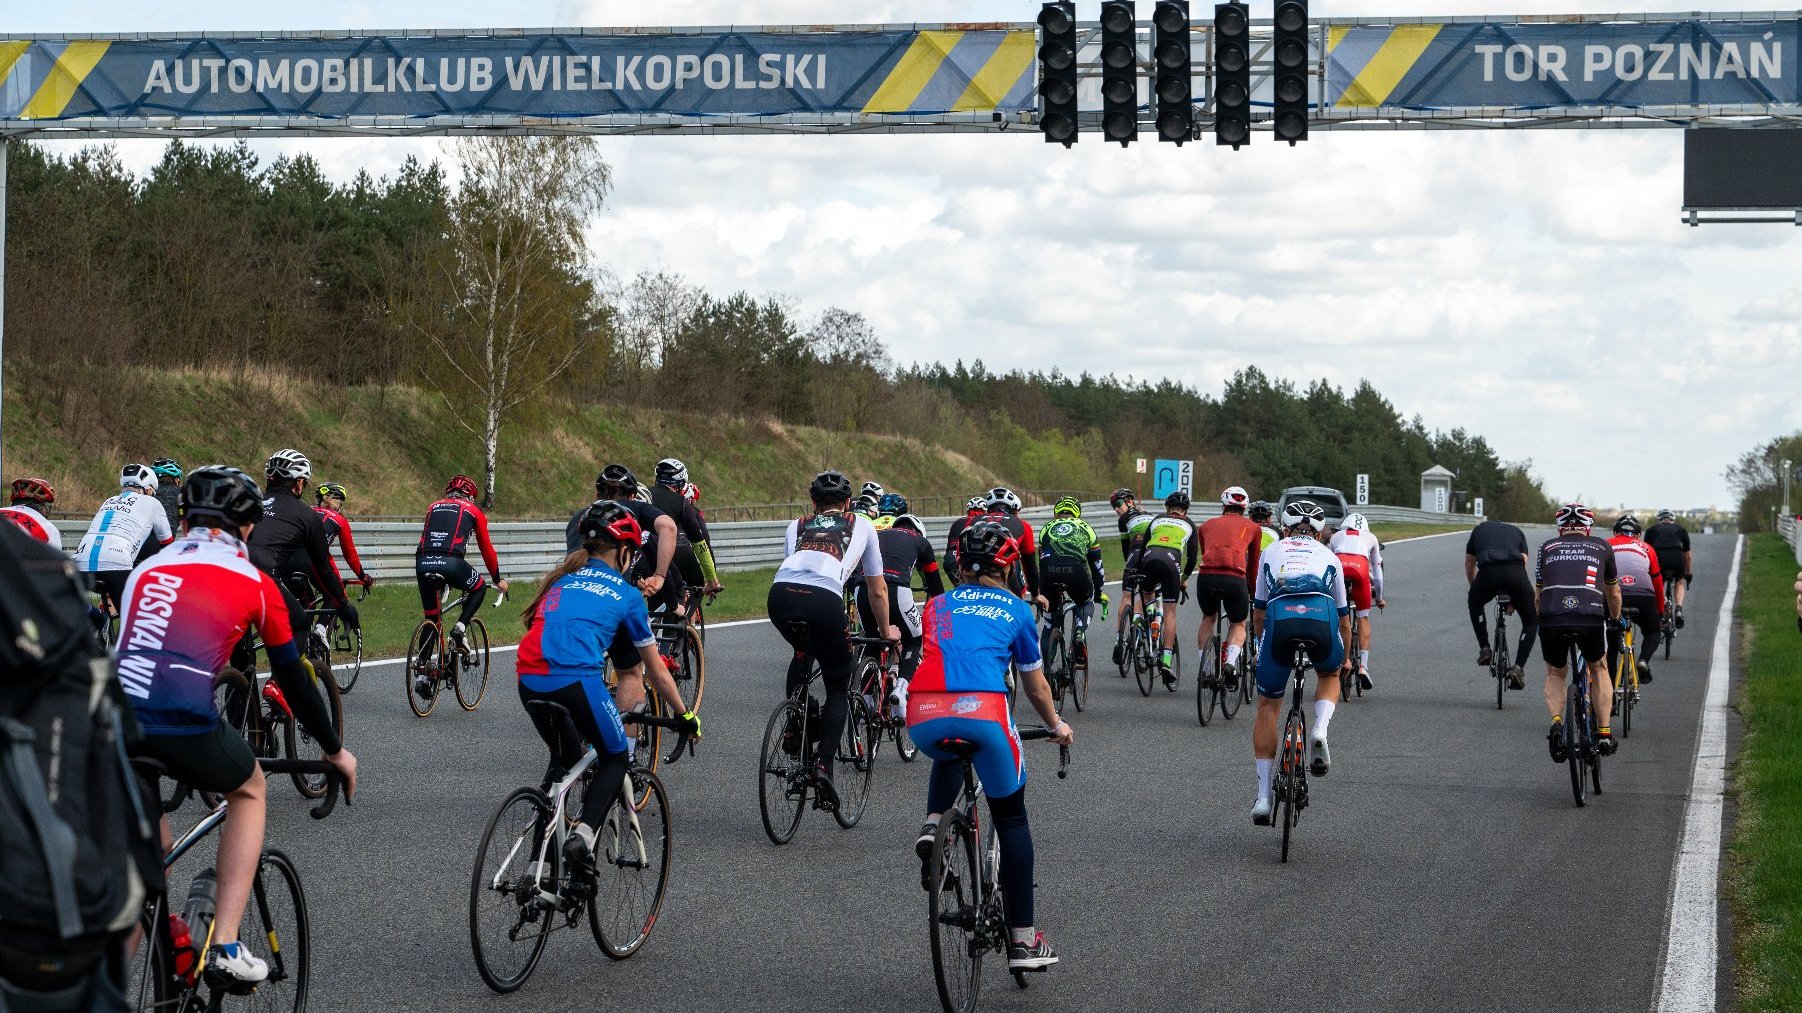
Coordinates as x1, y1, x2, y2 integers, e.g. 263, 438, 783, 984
856, 586, 923, 681
416, 556, 486, 655
767, 582, 853, 778
1610, 595, 1663, 670
1468, 564, 1538, 668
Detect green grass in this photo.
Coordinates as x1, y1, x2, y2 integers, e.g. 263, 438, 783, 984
1371, 521, 1473, 543
1727, 533, 1802, 1012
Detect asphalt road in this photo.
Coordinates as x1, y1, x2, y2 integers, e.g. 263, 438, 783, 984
193, 529, 1734, 1012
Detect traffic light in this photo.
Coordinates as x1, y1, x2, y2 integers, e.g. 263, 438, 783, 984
1099, 2, 1138, 146
1272, 0, 1309, 144
1213, 1, 1251, 148
1152, 1, 1193, 144
1037, 1, 1079, 146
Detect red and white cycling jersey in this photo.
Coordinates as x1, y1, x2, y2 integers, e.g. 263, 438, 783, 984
1608, 534, 1665, 606
0, 504, 60, 547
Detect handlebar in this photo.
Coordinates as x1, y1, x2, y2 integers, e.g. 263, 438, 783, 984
1017, 726, 1072, 779
622, 710, 698, 766
256, 758, 348, 820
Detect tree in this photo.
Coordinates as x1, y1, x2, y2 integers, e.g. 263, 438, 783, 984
408, 136, 612, 507
1728, 432, 1802, 532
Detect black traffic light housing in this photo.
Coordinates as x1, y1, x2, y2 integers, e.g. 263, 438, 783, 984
1212, 1, 1251, 148
1272, 0, 1310, 143
1099, 1, 1138, 146
1038, 1, 1079, 146
1152, 1, 1193, 144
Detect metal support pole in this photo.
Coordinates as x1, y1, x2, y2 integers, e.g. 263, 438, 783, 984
1, 139, 8, 483
1782, 457, 1792, 519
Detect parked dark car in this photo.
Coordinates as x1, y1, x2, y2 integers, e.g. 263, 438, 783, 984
1276, 486, 1350, 528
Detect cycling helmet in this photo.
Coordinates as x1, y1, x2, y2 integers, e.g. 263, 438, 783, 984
1053, 495, 1082, 518
655, 458, 688, 487
966, 495, 987, 515
577, 499, 644, 546
1165, 490, 1191, 512
1220, 485, 1250, 509
182, 466, 265, 527
151, 457, 183, 480
958, 519, 1021, 575
265, 448, 311, 482
596, 464, 638, 497
877, 492, 909, 517
1341, 512, 1369, 534
1656, 509, 1676, 522
1110, 487, 1136, 509
445, 474, 479, 499
892, 513, 925, 534
634, 484, 652, 503
1248, 500, 1273, 522
809, 470, 853, 504
984, 487, 1022, 514
315, 482, 348, 503
1281, 499, 1326, 533
851, 494, 880, 518
10, 477, 54, 505
1612, 514, 1642, 536
1554, 503, 1595, 530
120, 463, 156, 492
859, 481, 885, 502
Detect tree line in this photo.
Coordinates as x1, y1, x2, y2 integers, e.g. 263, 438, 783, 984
1729, 432, 1802, 532
2, 139, 1554, 517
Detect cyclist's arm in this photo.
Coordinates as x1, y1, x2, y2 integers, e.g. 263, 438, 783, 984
1086, 545, 1106, 599
472, 507, 503, 582
693, 540, 721, 586
1649, 552, 1666, 612
918, 537, 946, 598
258, 576, 342, 752
1181, 527, 1198, 582
624, 604, 689, 714
650, 514, 677, 578
1369, 544, 1385, 601
149, 498, 174, 548
337, 516, 369, 581
303, 514, 350, 608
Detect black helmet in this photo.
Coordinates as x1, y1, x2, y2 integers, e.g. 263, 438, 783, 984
958, 519, 1021, 575
1110, 487, 1135, 508
183, 466, 265, 527
810, 470, 853, 503
1165, 490, 1191, 512
1249, 500, 1274, 522
596, 464, 638, 497
1612, 514, 1642, 536
578, 499, 645, 546
315, 482, 348, 503
655, 458, 688, 487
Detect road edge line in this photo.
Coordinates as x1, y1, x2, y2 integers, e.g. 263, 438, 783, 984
1652, 533, 1742, 1013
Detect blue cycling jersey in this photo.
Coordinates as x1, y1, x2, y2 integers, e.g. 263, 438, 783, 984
911, 584, 1042, 695
517, 560, 656, 678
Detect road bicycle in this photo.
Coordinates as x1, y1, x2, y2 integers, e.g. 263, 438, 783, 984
924, 727, 1068, 1013
1038, 597, 1089, 715
1129, 597, 1177, 697
129, 758, 344, 1013
1489, 595, 1514, 710
468, 705, 692, 994
1339, 610, 1365, 702
854, 633, 919, 762
215, 653, 344, 803
649, 594, 707, 715
1197, 611, 1243, 725
1266, 641, 1318, 863
1611, 617, 1641, 739
1661, 581, 1678, 660
1561, 640, 1605, 807
405, 575, 499, 717
757, 628, 875, 844
286, 575, 369, 694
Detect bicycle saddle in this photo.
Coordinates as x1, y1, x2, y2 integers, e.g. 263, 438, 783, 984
934, 738, 979, 759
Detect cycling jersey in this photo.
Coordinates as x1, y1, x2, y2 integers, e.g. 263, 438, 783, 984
517, 559, 656, 679
944, 510, 984, 574
1328, 525, 1385, 600
250, 488, 348, 608
776, 510, 881, 594
1258, 525, 1280, 552
1252, 536, 1349, 695
983, 510, 1040, 597
1038, 516, 1105, 594
1534, 533, 1618, 627
76, 490, 172, 572
1643, 521, 1691, 555
1466, 520, 1530, 568
1253, 536, 1351, 614
1196, 513, 1263, 580
1608, 534, 1665, 607
417, 496, 502, 577
154, 481, 181, 533
314, 504, 367, 580
1117, 508, 1153, 564
874, 526, 945, 594
1, 504, 60, 546
909, 584, 1043, 695
649, 482, 720, 587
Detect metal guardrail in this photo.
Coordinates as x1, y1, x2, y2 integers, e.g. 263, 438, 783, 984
1780, 514, 1802, 564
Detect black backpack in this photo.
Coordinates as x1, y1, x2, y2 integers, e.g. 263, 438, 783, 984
0, 524, 160, 1009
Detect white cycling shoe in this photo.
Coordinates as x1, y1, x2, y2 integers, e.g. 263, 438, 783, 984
208, 942, 269, 985
1309, 736, 1331, 776
1251, 795, 1274, 826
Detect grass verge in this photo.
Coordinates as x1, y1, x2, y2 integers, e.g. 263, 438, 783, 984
1372, 521, 1473, 543
1727, 533, 1802, 1013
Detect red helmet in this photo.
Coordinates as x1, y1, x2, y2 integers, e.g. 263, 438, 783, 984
578, 499, 644, 546
958, 520, 1022, 574
10, 477, 54, 505
445, 475, 479, 499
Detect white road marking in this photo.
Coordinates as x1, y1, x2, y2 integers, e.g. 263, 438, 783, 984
1653, 534, 1742, 1013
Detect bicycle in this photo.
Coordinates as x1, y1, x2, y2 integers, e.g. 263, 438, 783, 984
405, 575, 499, 717
1130, 597, 1176, 697
1561, 640, 1605, 807
854, 633, 919, 763
1038, 597, 1088, 715
1197, 611, 1244, 726
757, 630, 876, 844
215, 654, 344, 804
602, 663, 671, 810
1661, 581, 1677, 660
1611, 617, 1640, 739
468, 706, 692, 994
286, 575, 369, 695
1339, 610, 1364, 703
649, 595, 707, 715
1267, 642, 1318, 863
924, 727, 1069, 1013
1489, 595, 1514, 710
128, 758, 344, 1013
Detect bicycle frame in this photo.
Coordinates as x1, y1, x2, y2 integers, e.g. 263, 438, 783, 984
504, 746, 651, 909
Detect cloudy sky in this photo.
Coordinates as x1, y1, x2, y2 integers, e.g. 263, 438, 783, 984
19, 1, 1801, 510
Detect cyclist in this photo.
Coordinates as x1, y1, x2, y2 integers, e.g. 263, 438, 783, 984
569, 465, 680, 614
1110, 488, 1155, 666
117, 465, 357, 987
767, 470, 898, 812
1644, 509, 1692, 627
313, 482, 373, 594
943, 494, 988, 575
1037, 496, 1108, 671
413, 474, 507, 697
77, 463, 174, 632
1465, 516, 1536, 689
1249, 500, 1281, 551
649, 457, 725, 607
980, 487, 1040, 601
1248, 500, 1353, 824
852, 494, 882, 520
1607, 515, 1665, 684
516, 500, 699, 871
907, 519, 1073, 972
857, 509, 946, 720
1536, 503, 1622, 760
1135, 491, 1198, 686
151, 457, 183, 532
860, 480, 886, 504
2, 477, 60, 546
1193, 486, 1263, 688
1328, 511, 1385, 690
248, 450, 357, 655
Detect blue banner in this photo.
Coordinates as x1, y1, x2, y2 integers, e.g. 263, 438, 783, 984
0, 28, 1036, 122
1152, 459, 1192, 502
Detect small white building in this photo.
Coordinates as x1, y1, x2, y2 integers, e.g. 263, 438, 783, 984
1421, 465, 1455, 513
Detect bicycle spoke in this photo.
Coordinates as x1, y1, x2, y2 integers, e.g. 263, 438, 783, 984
591, 769, 672, 959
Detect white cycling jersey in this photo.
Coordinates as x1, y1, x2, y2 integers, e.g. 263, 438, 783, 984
775, 510, 883, 595
1253, 536, 1350, 611
1328, 526, 1386, 600
76, 490, 173, 572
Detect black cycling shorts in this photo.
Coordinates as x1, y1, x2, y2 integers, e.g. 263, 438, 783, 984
1655, 553, 1686, 587
1468, 563, 1537, 624
1192, 573, 1251, 624
1540, 624, 1607, 667
1137, 550, 1184, 604
134, 721, 258, 798
1040, 560, 1094, 610
417, 555, 482, 594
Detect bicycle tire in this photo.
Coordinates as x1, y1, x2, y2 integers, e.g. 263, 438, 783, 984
1241, 640, 1257, 705
833, 693, 875, 829
241, 848, 309, 1013
895, 714, 920, 762
1219, 663, 1242, 720
1045, 626, 1068, 715
1071, 635, 1089, 713
469, 787, 557, 993
405, 620, 441, 717
1566, 681, 1587, 808
591, 766, 672, 960
758, 699, 808, 845
1494, 615, 1508, 710
627, 683, 663, 810
1617, 633, 1635, 739
454, 617, 491, 711
678, 624, 706, 713
1588, 692, 1605, 796
1195, 651, 1213, 727
1164, 640, 1182, 693
928, 810, 983, 1013
283, 663, 345, 800
331, 622, 362, 693
1280, 710, 1306, 863
1131, 623, 1154, 697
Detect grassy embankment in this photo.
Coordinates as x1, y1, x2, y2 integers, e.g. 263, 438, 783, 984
1727, 533, 1802, 1012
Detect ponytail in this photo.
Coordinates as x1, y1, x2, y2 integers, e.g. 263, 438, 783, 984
522, 545, 596, 627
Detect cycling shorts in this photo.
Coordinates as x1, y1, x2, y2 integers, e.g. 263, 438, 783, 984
1540, 623, 1607, 666
417, 555, 483, 594
1655, 552, 1686, 586
133, 720, 258, 798
1338, 554, 1373, 614
1040, 560, 1094, 610
856, 584, 923, 641
1254, 596, 1345, 699
517, 674, 630, 761
1192, 573, 1250, 624
907, 691, 1024, 798
1136, 550, 1185, 604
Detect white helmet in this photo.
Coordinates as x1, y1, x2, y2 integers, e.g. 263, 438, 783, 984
1341, 512, 1369, 534
984, 487, 1022, 513
859, 481, 885, 501
265, 448, 312, 481
120, 463, 156, 492
1221, 486, 1250, 509
1281, 499, 1326, 533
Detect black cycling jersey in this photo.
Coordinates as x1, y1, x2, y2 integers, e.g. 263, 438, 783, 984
1644, 521, 1691, 555
1465, 520, 1530, 567
875, 526, 946, 595
1534, 533, 1618, 627
648, 484, 709, 547
565, 499, 669, 557
983, 511, 1040, 597
250, 488, 348, 608
944, 512, 980, 575
1116, 507, 1150, 565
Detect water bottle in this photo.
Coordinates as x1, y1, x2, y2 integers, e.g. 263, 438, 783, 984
167, 913, 199, 984
182, 867, 218, 948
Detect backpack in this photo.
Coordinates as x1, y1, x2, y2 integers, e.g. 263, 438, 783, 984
0, 523, 160, 1008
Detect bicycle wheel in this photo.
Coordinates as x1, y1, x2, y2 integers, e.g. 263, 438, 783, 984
1588, 696, 1605, 796
591, 767, 672, 960
1279, 712, 1306, 863
1616, 640, 1634, 739
454, 617, 492, 711
1565, 683, 1587, 808
1219, 652, 1243, 720
1241, 640, 1258, 705
627, 683, 663, 810
1164, 640, 1182, 693
469, 787, 557, 993
283, 665, 345, 800
758, 699, 808, 845
928, 810, 983, 1013
1195, 650, 1214, 727
1044, 627, 1068, 715
405, 620, 441, 717
895, 713, 920, 762
679, 624, 706, 713
237, 848, 309, 1013
1070, 633, 1089, 713
1133, 624, 1156, 697
330, 621, 362, 694
833, 693, 875, 829
1494, 621, 1507, 710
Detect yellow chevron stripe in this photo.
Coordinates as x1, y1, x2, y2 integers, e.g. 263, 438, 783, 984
951, 30, 1035, 112
0, 41, 30, 89
863, 30, 960, 114
1326, 26, 1351, 54
1336, 25, 1439, 108
22, 40, 110, 119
